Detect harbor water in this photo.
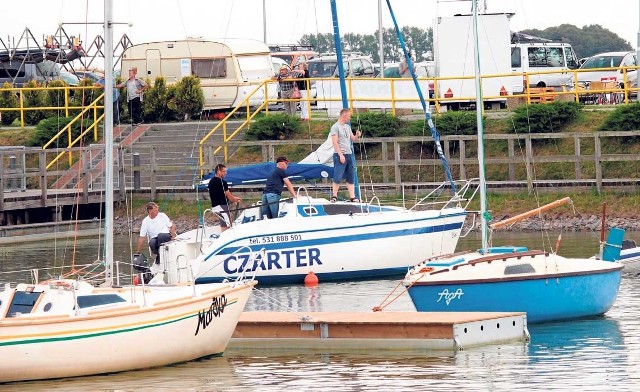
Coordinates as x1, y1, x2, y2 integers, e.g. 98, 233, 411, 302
1, 231, 639, 391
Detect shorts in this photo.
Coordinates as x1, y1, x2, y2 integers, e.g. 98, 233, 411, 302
332, 153, 354, 184
212, 204, 231, 227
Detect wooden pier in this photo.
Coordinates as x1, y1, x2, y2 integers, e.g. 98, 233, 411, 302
230, 311, 529, 351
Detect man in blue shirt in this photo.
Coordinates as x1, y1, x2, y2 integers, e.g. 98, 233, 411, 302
95, 75, 120, 124
261, 157, 296, 219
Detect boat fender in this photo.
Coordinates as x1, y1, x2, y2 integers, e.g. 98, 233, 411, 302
419, 267, 434, 273
304, 271, 319, 286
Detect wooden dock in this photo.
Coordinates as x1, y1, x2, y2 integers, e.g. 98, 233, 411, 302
230, 311, 529, 351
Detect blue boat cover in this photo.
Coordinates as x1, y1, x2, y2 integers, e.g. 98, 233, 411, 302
198, 162, 333, 189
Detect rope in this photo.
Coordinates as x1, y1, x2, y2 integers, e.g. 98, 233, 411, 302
372, 271, 430, 312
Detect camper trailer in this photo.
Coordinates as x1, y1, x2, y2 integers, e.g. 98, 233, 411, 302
120, 38, 277, 110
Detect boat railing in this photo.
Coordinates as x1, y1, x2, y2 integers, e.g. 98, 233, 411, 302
408, 179, 479, 212
367, 195, 382, 213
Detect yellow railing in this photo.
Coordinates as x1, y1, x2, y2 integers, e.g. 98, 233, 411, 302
198, 80, 271, 176
0, 85, 103, 128
43, 92, 105, 169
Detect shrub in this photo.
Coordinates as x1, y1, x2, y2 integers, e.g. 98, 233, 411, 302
143, 77, 179, 122
598, 103, 640, 133
71, 79, 99, 116
27, 116, 93, 147
352, 112, 405, 137
174, 76, 204, 120
405, 111, 481, 137
44, 79, 68, 116
23, 80, 47, 125
0, 82, 19, 126
245, 113, 301, 140
510, 101, 581, 134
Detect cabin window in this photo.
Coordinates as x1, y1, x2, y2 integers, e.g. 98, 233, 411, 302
303, 206, 318, 216
511, 47, 521, 68
192, 59, 226, 78
6, 291, 42, 317
77, 294, 126, 308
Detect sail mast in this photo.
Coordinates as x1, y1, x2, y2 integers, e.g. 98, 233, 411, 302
472, 0, 488, 252
103, 0, 114, 285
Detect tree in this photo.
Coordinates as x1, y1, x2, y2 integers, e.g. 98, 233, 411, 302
519, 24, 632, 59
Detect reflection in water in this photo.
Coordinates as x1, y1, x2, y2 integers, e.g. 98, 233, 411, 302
1, 233, 640, 390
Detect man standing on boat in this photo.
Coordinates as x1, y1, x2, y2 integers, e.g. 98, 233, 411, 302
136, 202, 176, 264
330, 109, 361, 202
261, 156, 296, 219
208, 164, 241, 231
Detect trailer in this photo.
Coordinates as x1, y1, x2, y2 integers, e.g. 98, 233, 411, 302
120, 38, 277, 110
434, 13, 519, 111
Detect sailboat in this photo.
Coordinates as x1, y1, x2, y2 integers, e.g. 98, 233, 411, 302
0, 1, 255, 383
163, 1, 472, 286
402, 0, 624, 324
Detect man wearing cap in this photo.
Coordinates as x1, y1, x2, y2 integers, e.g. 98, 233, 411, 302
273, 66, 299, 116
261, 157, 296, 219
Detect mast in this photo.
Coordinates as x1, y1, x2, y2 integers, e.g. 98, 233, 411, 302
103, 0, 114, 285
472, 0, 488, 252
329, 0, 360, 199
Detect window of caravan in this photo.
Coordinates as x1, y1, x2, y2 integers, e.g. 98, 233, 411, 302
528, 47, 564, 67
192, 59, 226, 78
237, 55, 272, 80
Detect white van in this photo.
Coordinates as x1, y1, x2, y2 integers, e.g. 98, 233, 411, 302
511, 42, 579, 90
120, 38, 277, 110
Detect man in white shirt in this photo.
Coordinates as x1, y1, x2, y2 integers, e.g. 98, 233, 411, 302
136, 202, 176, 264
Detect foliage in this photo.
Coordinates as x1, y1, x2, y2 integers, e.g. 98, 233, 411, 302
299, 26, 433, 63
143, 77, 180, 122
510, 101, 581, 135
173, 76, 204, 120
244, 113, 301, 140
598, 103, 640, 141
353, 112, 405, 137
519, 24, 632, 59
71, 79, 99, 113
23, 80, 47, 125
27, 116, 93, 147
0, 82, 19, 126
44, 79, 68, 114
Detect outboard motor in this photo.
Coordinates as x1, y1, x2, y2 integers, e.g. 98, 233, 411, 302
132, 253, 153, 284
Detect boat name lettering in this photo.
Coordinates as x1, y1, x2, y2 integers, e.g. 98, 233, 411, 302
249, 234, 303, 245
437, 288, 464, 305
195, 294, 227, 336
223, 248, 322, 274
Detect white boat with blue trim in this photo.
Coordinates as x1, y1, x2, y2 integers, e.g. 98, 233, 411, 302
163, 182, 473, 285
402, 1, 623, 324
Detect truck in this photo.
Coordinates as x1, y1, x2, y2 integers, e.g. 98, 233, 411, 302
434, 13, 518, 111
510, 40, 579, 90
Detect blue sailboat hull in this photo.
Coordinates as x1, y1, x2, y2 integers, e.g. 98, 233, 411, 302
407, 270, 622, 323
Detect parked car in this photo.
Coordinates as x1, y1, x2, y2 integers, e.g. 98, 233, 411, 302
0, 61, 45, 87
577, 51, 638, 88
307, 53, 375, 103
380, 61, 435, 98
73, 70, 104, 84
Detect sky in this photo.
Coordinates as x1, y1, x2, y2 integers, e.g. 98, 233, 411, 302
1, 0, 638, 55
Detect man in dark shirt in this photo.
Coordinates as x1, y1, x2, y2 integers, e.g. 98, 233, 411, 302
261, 157, 296, 219
207, 164, 241, 231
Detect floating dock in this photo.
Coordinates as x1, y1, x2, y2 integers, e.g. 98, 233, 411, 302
230, 311, 529, 351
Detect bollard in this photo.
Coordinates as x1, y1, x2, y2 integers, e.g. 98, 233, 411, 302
9, 155, 18, 191
133, 153, 141, 190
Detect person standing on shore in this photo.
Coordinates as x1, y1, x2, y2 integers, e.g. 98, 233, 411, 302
95, 74, 120, 125
116, 68, 147, 126
273, 65, 299, 116
297, 63, 311, 121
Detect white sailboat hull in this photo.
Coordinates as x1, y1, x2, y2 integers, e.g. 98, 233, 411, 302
0, 280, 255, 382
163, 198, 467, 285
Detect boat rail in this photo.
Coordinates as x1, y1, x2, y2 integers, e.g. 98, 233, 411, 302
408, 178, 479, 211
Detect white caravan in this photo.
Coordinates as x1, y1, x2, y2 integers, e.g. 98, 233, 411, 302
120, 38, 277, 110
